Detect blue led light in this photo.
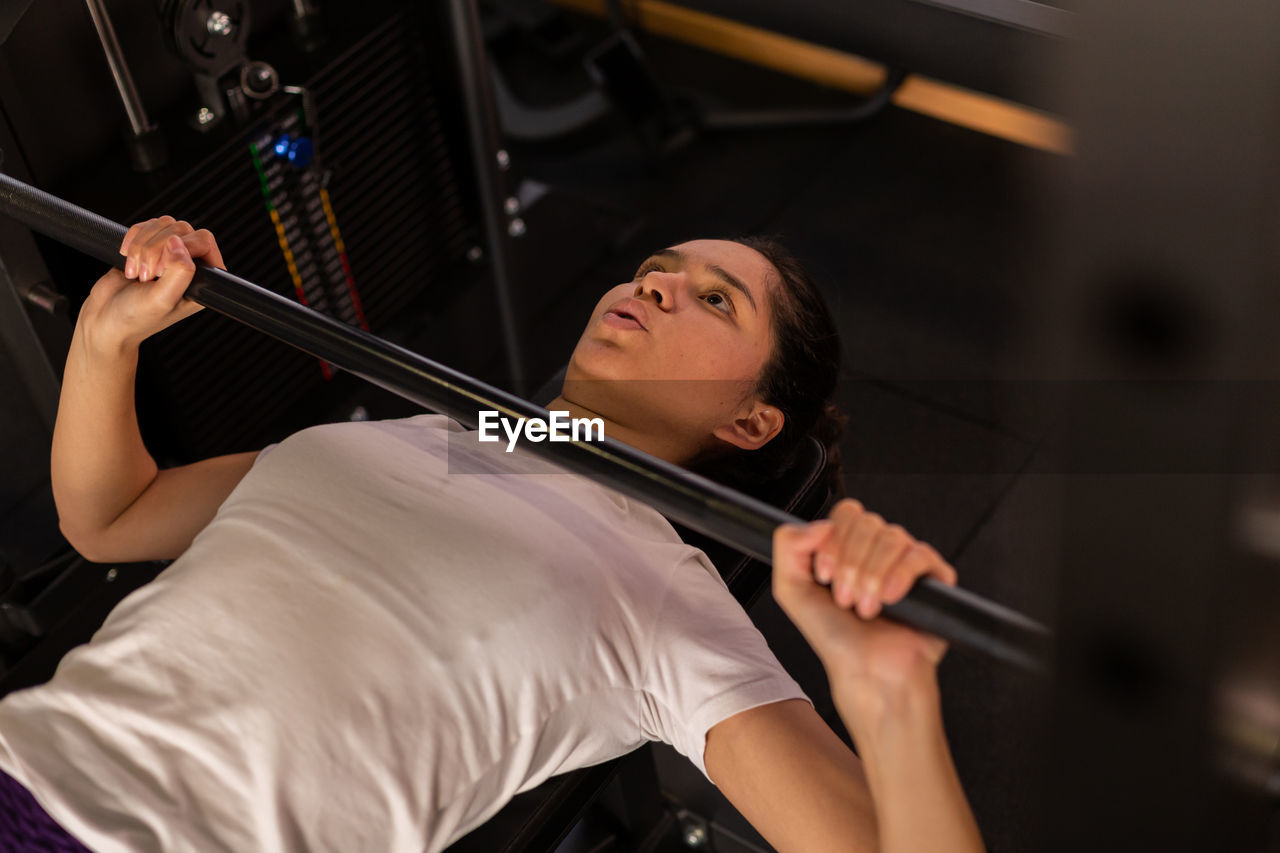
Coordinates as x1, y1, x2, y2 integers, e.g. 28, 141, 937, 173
273, 135, 291, 157
286, 137, 314, 169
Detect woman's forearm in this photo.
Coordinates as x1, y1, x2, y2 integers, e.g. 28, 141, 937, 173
836, 672, 985, 853
51, 318, 159, 547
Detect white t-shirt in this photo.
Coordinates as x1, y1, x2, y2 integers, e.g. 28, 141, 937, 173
0, 414, 810, 852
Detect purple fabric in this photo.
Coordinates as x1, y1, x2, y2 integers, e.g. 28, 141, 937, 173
0, 766, 92, 852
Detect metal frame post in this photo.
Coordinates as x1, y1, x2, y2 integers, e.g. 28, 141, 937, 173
444, 0, 528, 396
1038, 1, 1280, 847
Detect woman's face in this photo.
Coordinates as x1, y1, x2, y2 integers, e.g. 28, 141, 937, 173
564, 239, 780, 454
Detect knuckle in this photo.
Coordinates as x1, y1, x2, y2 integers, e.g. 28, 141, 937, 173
924, 546, 947, 567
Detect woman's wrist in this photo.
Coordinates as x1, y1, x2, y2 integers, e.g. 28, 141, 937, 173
833, 664, 984, 853
831, 659, 942, 745
76, 313, 139, 365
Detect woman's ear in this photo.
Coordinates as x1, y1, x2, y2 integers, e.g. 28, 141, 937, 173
712, 403, 784, 451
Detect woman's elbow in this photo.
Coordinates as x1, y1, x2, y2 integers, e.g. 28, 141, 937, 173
59, 517, 109, 563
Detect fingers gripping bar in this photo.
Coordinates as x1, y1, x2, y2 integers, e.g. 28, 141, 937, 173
0, 171, 1053, 674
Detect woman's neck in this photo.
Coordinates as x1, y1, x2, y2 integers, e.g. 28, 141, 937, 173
544, 394, 696, 466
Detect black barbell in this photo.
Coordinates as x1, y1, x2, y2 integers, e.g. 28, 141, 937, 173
0, 170, 1053, 674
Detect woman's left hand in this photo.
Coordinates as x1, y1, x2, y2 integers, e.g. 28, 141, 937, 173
771, 498, 958, 693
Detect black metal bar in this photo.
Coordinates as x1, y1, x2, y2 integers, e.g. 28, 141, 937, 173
0, 170, 1052, 673
83, 0, 149, 137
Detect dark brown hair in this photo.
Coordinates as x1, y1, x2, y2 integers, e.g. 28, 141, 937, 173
691, 235, 846, 498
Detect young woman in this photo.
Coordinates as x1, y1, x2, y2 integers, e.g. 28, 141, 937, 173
0, 218, 983, 852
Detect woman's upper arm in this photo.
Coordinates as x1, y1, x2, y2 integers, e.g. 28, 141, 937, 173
704, 698, 879, 853
77, 450, 262, 563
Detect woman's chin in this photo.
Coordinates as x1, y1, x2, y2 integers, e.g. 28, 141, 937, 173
567, 344, 647, 383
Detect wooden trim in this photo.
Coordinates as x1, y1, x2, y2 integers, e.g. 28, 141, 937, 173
549, 0, 1073, 155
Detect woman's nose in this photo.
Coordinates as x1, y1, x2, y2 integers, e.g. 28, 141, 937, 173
634, 280, 664, 305
634, 271, 682, 306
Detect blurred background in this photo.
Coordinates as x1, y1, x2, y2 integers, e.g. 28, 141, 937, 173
0, 0, 1276, 850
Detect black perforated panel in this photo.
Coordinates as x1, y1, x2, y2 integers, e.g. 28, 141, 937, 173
121, 9, 476, 460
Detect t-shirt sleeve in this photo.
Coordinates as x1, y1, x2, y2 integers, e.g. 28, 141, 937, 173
639, 553, 812, 786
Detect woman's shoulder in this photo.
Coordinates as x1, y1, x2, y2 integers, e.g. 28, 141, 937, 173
369, 412, 467, 431
290, 412, 464, 441
255, 412, 463, 461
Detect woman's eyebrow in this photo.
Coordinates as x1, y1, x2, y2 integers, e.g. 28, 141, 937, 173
652, 248, 758, 313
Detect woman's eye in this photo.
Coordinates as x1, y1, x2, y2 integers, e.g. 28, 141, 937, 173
704, 290, 733, 313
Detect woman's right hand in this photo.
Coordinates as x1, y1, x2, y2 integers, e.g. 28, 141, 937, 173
79, 216, 226, 356
772, 499, 957, 716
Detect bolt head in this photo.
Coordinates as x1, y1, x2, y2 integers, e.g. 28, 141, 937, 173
206, 11, 233, 36
196, 107, 217, 125
466, 246, 483, 262
495, 149, 510, 170
507, 218, 526, 238
682, 825, 708, 847
504, 196, 520, 216
105, 568, 118, 582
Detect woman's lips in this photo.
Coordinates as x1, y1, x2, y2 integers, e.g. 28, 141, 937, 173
602, 311, 646, 331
